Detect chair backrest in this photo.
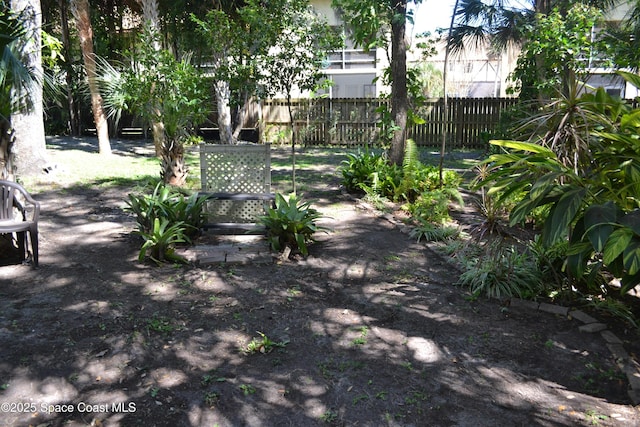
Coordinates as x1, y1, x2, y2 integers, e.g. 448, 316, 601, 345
0, 180, 38, 223
0, 180, 24, 221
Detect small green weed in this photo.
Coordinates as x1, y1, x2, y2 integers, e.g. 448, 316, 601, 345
244, 331, 289, 354
352, 394, 369, 405
320, 410, 338, 423
585, 409, 608, 425
352, 326, 369, 346
146, 314, 174, 334
204, 391, 220, 407
150, 387, 159, 398
239, 384, 256, 396
401, 361, 413, 371
375, 391, 388, 400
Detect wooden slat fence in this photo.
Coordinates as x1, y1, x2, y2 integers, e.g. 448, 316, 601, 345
259, 97, 518, 149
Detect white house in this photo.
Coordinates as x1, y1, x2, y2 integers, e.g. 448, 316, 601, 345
311, 0, 390, 98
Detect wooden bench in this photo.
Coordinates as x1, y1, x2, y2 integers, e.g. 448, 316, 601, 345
199, 143, 274, 234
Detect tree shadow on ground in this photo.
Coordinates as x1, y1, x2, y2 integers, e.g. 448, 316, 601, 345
0, 177, 637, 426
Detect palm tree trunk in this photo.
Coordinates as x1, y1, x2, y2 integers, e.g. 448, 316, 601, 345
0, 120, 15, 181
71, 0, 111, 155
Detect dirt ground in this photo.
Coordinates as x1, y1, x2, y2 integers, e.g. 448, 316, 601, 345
1, 139, 640, 427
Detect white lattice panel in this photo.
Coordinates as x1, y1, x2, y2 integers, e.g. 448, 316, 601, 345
200, 144, 272, 224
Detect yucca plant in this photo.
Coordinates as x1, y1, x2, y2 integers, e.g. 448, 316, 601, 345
257, 193, 328, 257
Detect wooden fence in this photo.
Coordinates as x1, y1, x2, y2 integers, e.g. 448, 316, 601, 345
259, 97, 519, 149
111, 97, 518, 149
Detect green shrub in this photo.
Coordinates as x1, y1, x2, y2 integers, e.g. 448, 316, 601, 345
410, 220, 460, 242
126, 182, 207, 236
457, 246, 542, 299
258, 193, 328, 257
137, 218, 189, 264
406, 188, 464, 224
340, 150, 386, 192
126, 182, 207, 263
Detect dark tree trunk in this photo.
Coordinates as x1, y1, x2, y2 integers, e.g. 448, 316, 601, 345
59, 0, 80, 136
388, 0, 408, 166
0, 119, 15, 181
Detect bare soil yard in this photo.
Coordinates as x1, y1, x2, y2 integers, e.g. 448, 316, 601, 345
0, 138, 639, 426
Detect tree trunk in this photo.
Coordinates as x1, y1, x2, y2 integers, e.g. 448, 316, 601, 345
139, 0, 164, 156
0, 120, 15, 181
388, 0, 408, 166
215, 80, 234, 144
71, 0, 111, 155
232, 92, 252, 142
59, 0, 80, 136
10, 0, 48, 177
287, 92, 296, 194
161, 138, 187, 186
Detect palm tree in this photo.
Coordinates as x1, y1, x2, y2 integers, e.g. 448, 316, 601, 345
447, 0, 618, 100
448, 0, 617, 51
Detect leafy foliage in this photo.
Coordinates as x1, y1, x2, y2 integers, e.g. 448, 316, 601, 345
409, 221, 460, 243
340, 141, 462, 225
510, 5, 605, 99
137, 217, 189, 264
126, 182, 207, 264
457, 245, 542, 300
0, 6, 37, 119
258, 193, 328, 257
340, 150, 387, 193
478, 72, 640, 294
98, 25, 209, 185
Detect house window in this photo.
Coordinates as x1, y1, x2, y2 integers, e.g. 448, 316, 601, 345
606, 88, 622, 97
327, 28, 376, 70
327, 49, 376, 70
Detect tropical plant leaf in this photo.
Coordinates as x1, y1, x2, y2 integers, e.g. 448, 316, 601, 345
489, 139, 556, 156
621, 270, 640, 294
620, 210, 640, 236
603, 228, 633, 265
543, 187, 586, 246
584, 202, 620, 252
566, 241, 592, 278
618, 70, 640, 91
623, 239, 640, 276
